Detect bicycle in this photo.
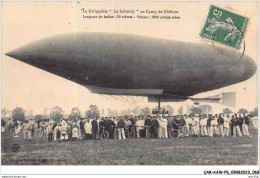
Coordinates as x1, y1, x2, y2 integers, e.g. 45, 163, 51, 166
34, 124, 46, 138
169, 128, 179, 138
170, 125, 189, 138
100, 126, 109, 140
34, 128, 44, 138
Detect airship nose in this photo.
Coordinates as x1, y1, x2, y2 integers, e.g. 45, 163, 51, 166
5, 38, 66, 70
226, 54, 257, 85
6, 50, 17, 58
238, 54, 256, 81
5, 36, 86, 84
6, 50, 20, 59
5, 35, 77, 67
6, 44, 37, 65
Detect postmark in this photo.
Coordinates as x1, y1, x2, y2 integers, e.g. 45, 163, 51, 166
200, 5, 249, 50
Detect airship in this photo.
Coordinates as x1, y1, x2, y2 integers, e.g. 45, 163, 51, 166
6, 32, 256, 108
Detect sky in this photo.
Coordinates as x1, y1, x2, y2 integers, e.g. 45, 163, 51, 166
1, 1, 258, 116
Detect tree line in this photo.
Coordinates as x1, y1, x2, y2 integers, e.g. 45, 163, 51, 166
1, 105, 257, 123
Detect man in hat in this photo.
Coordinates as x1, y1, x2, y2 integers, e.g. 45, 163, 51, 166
200, 115, 208, 137
107, 117, 116, 139
210, 116, 219, 137
184, 115, 189, 136
158, 116, 168, 138
251, 115, 258, 129
194, 115, 200, 136
179, 115, 186, 137
124, 116, 132, 138
54, 122, 62, 141
91, 117, 98, 140
113, 117, 119, 139
76, 118, 82, 139
99, 117, 105, 139
13, 120, 20, 137
144, 115, 152, 138
191, 116, 197, 137
242, 113, 250, 136
22, 120, 32, 141
136, 116, 145, 138
46, 122, 53, 142
84, 118, 92, 140
186, 115, 192, 136
67, 122, 72, 141
223, 114, 230, 137
232, 115, 242, 137
151, 116, 159, 138
117, 117, 126, 140
207, 115, 213, 137
8, 118, 14, 135
72, 125, 79, 141
60, 120, 68, 141
238, 114, 244, 135
129, 115, 136, 138
217, 114, 224, 137
230, 114, 235, 136
1, 119, 6, 133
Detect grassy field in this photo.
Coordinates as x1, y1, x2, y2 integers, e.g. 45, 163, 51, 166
1, 126, 258, 165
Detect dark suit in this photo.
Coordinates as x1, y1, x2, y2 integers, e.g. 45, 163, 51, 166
91, 120, 98, 140
107, 120, 116, 139
144, 119, 151, 138
151, 119, 159, 138
238, 116, 243, 133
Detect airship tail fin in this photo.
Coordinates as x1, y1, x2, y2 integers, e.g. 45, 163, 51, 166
191, 92, 236, 108
221, 92, 236, 108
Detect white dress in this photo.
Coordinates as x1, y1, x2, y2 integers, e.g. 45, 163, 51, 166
72, 127, 79, 138
84, 122, 92, 134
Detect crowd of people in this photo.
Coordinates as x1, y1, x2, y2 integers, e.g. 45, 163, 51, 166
1, 112, 258, 142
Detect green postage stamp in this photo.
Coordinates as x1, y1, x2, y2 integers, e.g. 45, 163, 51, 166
200, 5, 249, 50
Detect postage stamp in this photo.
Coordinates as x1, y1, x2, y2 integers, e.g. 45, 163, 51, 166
200, 5, 249, 49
